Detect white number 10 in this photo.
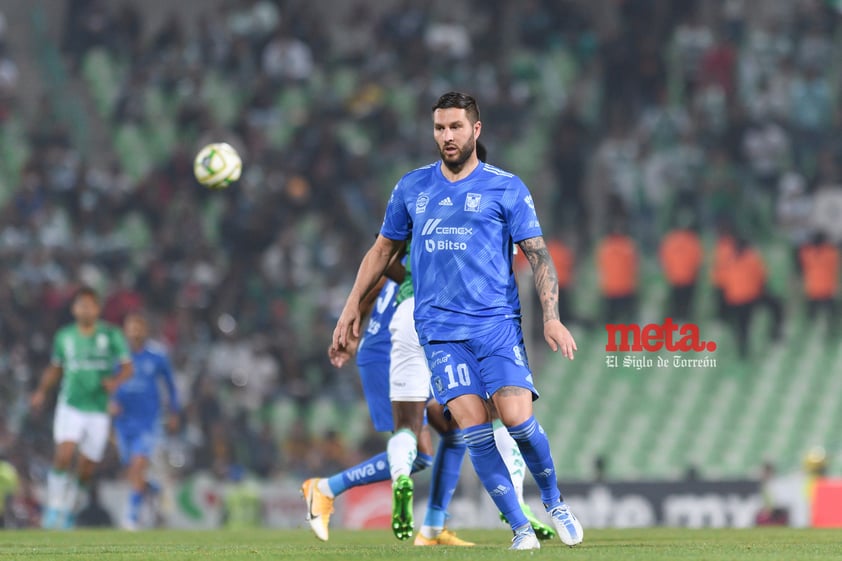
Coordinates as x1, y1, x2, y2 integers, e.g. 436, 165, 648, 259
444, 363, 471, 389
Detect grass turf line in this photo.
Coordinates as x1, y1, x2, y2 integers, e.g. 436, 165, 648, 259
0, 528, 838, 561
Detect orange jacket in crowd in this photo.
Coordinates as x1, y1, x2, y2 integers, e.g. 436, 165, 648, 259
722, 247, 766, 305
515, 238, 574, 288
711, 235, 737, 288
659, 229, 704, 286
800, 244, 839, 300
597, 234, 638, 298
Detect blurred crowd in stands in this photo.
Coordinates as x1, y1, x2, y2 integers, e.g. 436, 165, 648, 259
1, 0, 842, 523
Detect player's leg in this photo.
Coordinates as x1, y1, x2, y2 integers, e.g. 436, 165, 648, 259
482, 324, 583, 546
44, 403, 85, 529
386, 297, 432, 540
387, 400, 425, 540
67, 410, 111, 528
301, 359, 433, 542
414, 401, 472, 546
117, 428, 157, 530
124, 456, 149, 530
301, 424, 434, 542
426, 342, 538, 550
488, 401, 556, 540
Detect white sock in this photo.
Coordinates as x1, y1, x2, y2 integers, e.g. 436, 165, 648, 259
387, 429, 417, 481
65, 478, 82, 515
493, 421, 525, 504
420, 525, 441, 539
47, 469, 69, 511
317, 478, 335, 498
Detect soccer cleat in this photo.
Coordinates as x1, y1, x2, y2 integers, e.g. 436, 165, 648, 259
499, 503, 557, 540
549, 503, 583, 546
391, 475, 414, 540
509, 524, 541, 550
300, 478, 334, 541
413, 529, 475, 546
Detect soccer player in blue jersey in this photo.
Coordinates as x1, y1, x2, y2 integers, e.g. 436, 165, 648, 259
111, 313, 181, 530
333, 92, 583, 550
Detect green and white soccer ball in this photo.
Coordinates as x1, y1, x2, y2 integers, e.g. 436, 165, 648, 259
193, 142, 242, 189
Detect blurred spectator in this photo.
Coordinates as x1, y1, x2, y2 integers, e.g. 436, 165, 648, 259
798, 231, 838, 337
597, 221, 638, 323
659, 219, 704, 321
721, 237, 783, 358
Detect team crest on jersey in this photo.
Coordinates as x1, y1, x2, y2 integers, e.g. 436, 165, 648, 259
465, 193, 482, 212
416, 192, 430, 214
96, 333, 109, 350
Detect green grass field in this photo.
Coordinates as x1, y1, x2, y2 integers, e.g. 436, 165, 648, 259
0, 528, 838, 561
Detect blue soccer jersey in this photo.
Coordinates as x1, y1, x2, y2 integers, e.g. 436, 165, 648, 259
380, 161, 543, 344
113, 342, 180, 432
356, 279, 399, 366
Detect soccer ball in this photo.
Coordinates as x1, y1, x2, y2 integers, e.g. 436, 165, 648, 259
193, 142, 242, 189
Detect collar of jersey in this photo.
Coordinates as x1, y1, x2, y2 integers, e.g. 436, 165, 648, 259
434, 161, 485, 185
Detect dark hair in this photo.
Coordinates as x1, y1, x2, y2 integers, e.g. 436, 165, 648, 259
74, 285, 99, 303
432, 92, 480, 123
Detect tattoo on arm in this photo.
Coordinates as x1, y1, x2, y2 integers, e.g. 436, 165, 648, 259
518, 236, 559, 322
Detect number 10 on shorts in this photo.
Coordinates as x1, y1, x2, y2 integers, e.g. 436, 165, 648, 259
444, 363, 471, 389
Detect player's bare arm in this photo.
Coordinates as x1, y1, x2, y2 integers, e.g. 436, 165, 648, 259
333, 235, 405, 350
30, 364, 63, 412
103, 361, 134, 395
518, 235, 577, 360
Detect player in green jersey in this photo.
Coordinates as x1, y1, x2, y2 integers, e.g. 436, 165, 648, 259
30, 286, 134, 529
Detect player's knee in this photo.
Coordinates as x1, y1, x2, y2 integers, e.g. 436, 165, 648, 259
53, 445, 75, 469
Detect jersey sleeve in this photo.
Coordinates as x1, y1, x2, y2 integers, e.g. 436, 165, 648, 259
110, 328, 132, 364
506, 177, 543, 243
379, 181, 412, 241
50, 331, 64, 367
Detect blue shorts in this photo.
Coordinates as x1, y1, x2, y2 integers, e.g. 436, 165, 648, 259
425, 320, 539, 406
358, 361, 394, 432
114, 425, 160, 465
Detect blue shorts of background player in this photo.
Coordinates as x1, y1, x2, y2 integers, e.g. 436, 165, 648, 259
425, 320, 539, 406
115, 425, 160, 466
358, 362, 394, 432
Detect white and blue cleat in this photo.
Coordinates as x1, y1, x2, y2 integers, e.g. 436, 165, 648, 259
509, 524, 541, 550
549, 503, 583, 546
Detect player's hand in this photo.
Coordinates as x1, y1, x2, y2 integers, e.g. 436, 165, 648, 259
328, 335, 359, 368
332, 303, 362, 353
166, 413, 180, 433
30, 390, 46, 413
108, 401, 122, 416
102, 377, 120, 395
544, 319, 577, 360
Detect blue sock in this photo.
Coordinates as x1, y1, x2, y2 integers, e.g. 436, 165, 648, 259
423, 430, 466, 528
128, 490, 144, 523
462, 423, 527, 531
508, 416, 562, 509
327, 451, 434, 496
